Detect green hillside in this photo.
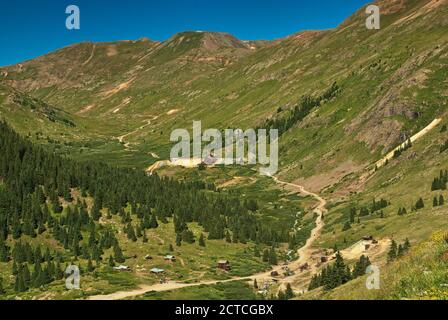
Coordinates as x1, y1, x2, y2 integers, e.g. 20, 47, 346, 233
1, 0, 447, 300
302, 231, 448, 300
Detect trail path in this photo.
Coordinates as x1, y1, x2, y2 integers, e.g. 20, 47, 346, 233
82, 44, 96, 66
116, 116, 159, 150
87, 176, 326, 300
375, 118, 442, 169
357, 118, 443, 185
270, 176, 326, 269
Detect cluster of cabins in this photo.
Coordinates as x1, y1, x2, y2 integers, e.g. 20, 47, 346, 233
113, 255, 231, 275
114, 235, 379, 280
362, 235, 378, 251
113, 255, 176, 274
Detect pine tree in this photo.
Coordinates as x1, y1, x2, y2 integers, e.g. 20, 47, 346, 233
342, 221, 351, 231
433, 197, 439, 207
44, 248, 52, 264
277, 290, 287, 300
14, 265, 27, 292
88, 229, 97, 247
55, 262, 64, 280
352, 255, 371, 278
333, 251, 350, 288
397, 244, 404, 257
181, 229, 195, 244
12, 216, 22, 239
269, 247, 278, 265
113, 243, 125, 263
91, 201, 101, 221
310, 251, 351, 291
0, 239, 9, 262
0, 276, 5, 294
285, 283, 295, 300
12, 261, 18, 275
262, 249, 269, 262
23, 264, 31, 287
136, 225, 142, 238
199, 233, 206, 247
34, 245, 43, 264
125, 223, 137, 242
254, 246, 261, 258
108, 255, 115, 267
149, 214, 159, 229
253, 279, 258, 289
50, 190, 63, 214
439, 195, 445, 206
14, 273, 25, 293
176, 233, 182, 247
225, 231, 232, 243
32, 262, 43, 288
415, 198, 425, 210
36, 186, 46, 204
349, 208, 356, 223
403, 238, 411, 252
388, 240, 398, 262
87, 259, 94, 272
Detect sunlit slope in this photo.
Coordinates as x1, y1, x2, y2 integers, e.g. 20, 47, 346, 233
0, 0, 447, 178
301, 231, 448, 300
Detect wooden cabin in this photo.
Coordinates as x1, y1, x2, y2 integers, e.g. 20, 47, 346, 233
217, 260, 231, 271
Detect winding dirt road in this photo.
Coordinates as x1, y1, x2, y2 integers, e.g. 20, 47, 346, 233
117, 116, 159, 150
87, 176, 326, 300
271, 177, 326, 270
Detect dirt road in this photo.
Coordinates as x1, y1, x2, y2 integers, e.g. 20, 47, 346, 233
88, 277, 249, 301
117, 116, 159, 150
87, 176, 326, 300
375, 118, 442, 168
271, 176, 326, 268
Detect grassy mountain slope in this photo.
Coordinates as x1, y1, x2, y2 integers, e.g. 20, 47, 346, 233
0, 84, 79, 140
302, 231, 448, 300
2, 1, 447, 179
0, 0, 447, 300
318, 117, 448, 251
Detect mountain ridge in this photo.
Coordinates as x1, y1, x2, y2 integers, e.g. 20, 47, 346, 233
1, 0, 448, 301
1, 0, 447, 171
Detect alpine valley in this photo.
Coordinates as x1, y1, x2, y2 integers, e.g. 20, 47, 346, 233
0, 0, 448, 300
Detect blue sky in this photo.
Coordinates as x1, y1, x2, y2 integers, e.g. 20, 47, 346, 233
0, 0, 372, 67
